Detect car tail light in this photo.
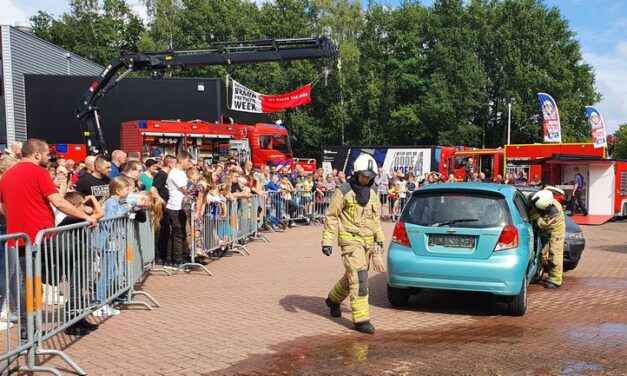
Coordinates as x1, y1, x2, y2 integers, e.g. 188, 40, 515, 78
553, 193, 565, 203
392, 221, 410, 247
494, 225, 518, 251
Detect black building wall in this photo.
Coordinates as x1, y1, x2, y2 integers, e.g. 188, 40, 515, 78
25, 75, 269, 151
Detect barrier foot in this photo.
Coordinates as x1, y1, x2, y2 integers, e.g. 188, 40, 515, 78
14, 364, 63, 376
132, 290, 162, 308
35, 348, 86, 375
253, 233, 270, 243
173, 262, 213, 276
147, 262, 173, 276
232, 245, 250, 256
121, 300, 153, 311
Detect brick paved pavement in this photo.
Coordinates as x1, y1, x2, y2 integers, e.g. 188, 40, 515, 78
13, 221, 627, 375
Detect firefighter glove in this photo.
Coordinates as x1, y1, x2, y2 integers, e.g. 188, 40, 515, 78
322, 246, 333, 256
371, 253, 386, 273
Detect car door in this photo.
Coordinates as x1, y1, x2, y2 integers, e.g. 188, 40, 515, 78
512, 193, 533, 257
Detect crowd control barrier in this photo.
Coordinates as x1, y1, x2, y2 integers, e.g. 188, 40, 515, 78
0, 214, 160, 375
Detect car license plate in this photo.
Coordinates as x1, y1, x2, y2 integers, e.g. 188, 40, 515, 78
428, 234, 475, 248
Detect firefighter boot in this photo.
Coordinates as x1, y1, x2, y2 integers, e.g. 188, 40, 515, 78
325, 298, 342, 318
354, 321, 375, 334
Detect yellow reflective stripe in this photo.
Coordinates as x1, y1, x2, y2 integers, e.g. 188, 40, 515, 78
329, 282, 349, 303
323, 232, 335, 240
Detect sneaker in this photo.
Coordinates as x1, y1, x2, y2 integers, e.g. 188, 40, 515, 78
0, 321, 14, 331
113, 293, 128, 303
74, 318, 99, 331
354, 321, 375, 334
325, 298, 342, 318
64, 325, 92, 337
92, 305, 120, 317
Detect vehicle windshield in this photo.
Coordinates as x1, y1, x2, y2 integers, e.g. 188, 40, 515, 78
259, 134, 291, 155
401, 191, 512, 228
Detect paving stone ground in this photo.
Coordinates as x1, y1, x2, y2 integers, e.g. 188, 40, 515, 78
13, 220, 627, 375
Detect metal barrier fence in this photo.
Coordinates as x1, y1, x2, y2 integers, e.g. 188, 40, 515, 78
195, 196, 269, 262
0, 233, 60, 374
0, 214, 160, 375
272, 190, 411, 224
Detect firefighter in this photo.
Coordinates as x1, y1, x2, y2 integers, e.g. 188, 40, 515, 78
321, 154, 386, 334
530, 189, 566, 289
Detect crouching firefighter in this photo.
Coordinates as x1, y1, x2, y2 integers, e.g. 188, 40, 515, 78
530, 189, 566, 289
321, 154, 386, 334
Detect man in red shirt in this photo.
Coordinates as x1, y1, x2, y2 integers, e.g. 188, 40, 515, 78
0, 139, 96, 339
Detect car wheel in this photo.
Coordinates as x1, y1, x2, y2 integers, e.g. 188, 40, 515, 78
564, 260, 579, 271
506, 275, 527, 316
387, 284, 410, 307
532, 263, 544, 284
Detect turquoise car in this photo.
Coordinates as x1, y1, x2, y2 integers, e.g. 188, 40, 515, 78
387, 183, 541, 316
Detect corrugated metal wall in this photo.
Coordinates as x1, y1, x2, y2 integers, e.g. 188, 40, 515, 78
1, 25, 102, 144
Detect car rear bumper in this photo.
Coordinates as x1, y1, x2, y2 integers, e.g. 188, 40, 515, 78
387, 245, 530, 296
564, 239, 585, 262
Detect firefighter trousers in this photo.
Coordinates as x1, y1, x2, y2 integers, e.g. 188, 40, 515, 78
541, 233, 565, 286
327, 243, 371, 324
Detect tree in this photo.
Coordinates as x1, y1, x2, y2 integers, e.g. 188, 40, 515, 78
31, 0, 144, 66
612, 124, 627, 159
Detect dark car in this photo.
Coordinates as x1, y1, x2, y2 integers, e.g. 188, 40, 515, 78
516, 186, 585, 271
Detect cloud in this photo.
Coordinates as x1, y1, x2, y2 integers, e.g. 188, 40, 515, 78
0, 0, 27, 25
583, 42, 627, 134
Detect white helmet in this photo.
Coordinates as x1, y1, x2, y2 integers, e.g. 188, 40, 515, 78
353, 153, 377, 178
531, 189, 553, 210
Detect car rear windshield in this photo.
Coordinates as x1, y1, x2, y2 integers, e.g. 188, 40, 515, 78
401, 191, 512, 228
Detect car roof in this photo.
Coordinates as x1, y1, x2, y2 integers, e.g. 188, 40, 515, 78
416, 182, 518, 197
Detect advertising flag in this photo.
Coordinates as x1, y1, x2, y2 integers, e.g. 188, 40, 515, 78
229, 77, 311, 113
584, 106, 608, 149
537, 92, 562, 143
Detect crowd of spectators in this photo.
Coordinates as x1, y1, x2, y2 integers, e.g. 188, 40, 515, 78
0, 140, 551, 337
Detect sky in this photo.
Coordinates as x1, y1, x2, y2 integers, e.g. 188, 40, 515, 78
1, 0, 626, 134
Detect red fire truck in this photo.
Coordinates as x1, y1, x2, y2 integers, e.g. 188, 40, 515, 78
121, 119, 295, 170
449, 148, 504, 181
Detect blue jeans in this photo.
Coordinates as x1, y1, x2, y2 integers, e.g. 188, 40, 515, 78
96, 251, 118, 302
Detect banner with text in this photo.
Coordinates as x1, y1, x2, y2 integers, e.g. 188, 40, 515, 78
584, 106, 608, 149
229, 77, 311, 113
537, 92, 562, 143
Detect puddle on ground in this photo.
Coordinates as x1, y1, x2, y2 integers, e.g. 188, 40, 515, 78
210, 323, 539, 375
560, 361, 602, 375
567, 322, 627, 347
566, 277, 627, 290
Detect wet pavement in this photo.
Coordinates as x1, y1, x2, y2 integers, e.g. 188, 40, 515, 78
215, 222, 627, 376
14, 220, 627, 375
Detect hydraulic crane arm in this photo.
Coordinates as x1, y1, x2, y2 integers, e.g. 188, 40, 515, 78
76, 36, 338, 155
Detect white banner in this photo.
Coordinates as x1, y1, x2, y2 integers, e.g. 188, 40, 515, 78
230, 79, 263, 113
381, 148, 432, 178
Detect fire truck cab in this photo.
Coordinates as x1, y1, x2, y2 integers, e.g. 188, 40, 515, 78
121, 119, 293, 169
450, 148, 504, 181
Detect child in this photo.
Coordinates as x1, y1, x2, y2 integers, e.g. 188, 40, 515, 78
58, 192, 103, 336
93, 177, 135, 317
182, 167, 208, 264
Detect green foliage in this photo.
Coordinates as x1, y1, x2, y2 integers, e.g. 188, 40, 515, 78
31, 0, 144, 65
30, 0, 600, 156
612, 124, 627, 159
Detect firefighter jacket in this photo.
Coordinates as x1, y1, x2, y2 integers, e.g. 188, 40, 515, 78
321, 183, 385, 251
530, 198, 566, 236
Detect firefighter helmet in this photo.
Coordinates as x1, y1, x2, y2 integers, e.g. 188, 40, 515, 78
353, 154, 377, 178
531, 189, 553, 210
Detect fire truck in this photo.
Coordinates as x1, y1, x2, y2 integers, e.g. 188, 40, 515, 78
75, 37, 337, 157
449, 148, 504, 181
120, 119, 295, 169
